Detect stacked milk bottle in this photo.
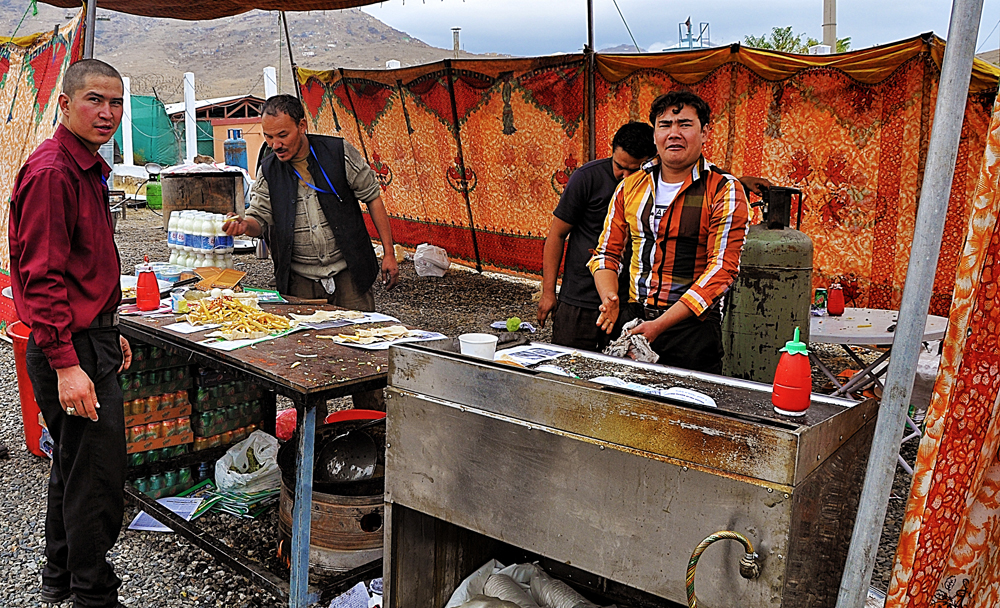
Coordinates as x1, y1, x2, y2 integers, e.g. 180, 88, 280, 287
167, 211, 234, 269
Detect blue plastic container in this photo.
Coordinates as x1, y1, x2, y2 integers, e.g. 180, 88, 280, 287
224, 129, 248, 170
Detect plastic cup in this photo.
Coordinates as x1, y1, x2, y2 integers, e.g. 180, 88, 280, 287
458, 333, 499, 360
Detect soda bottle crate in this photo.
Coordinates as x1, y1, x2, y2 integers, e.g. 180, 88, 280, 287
120, 365, 193, 402
191, 401, 263, 437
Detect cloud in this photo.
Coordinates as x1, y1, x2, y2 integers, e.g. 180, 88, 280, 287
363, 0, 1000, 56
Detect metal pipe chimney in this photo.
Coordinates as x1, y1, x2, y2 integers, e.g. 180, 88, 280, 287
452, 27, 461, 58
823, 0, 837, 49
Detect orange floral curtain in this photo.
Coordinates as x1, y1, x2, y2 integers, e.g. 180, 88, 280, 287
0, 9, 87, 330
887, 91, 1000, 608
299, 35, 998, 315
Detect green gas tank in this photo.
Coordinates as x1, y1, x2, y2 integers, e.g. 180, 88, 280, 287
722, 187, 813, 384
145, 180, 162, 210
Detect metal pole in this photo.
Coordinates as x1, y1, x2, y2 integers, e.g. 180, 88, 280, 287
834, 1, 984, 606
823, 0, 837, 50
83, 0, 97, 58
586, 0, 596, 161
280, 12, 302, 102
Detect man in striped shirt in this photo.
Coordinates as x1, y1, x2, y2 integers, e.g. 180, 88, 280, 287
588, 90, 750, 374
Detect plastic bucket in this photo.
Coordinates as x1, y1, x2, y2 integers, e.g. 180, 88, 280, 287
458, 333, 498, 360
6, 321, 45, 457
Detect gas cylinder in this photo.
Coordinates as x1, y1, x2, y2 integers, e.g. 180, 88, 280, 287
722, 186, 813, 384
145, 180, 162, 210
224, 129, 248, 171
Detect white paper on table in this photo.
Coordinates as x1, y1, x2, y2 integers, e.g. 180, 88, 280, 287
128, 497, 203, 532
329, 581, 370, 608
590, 376, 717, 407
163, 321, 221, 334
493, 344, 564, 365
119, 301, 172, 316
347, 312, 399, 324
197, 334, 278, 351
328, 331, 448, 351
297, 319, 355, 330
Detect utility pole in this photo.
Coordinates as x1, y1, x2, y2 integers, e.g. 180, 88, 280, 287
823, 0, 837, 49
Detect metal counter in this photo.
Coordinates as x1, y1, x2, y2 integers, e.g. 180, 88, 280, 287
383, 344, 876, 608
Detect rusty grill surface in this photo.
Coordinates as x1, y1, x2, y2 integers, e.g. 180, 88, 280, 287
387, 344, 872, 487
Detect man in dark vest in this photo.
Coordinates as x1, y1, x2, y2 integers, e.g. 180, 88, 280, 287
224, 94, 398, 309
224, 95, 397, 410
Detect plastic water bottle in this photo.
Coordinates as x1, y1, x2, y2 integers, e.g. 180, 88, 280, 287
180, 211, 193, 254
167, 213, 179, 265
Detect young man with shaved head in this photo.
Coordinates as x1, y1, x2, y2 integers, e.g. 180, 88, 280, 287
10, 58, 132, 607
589, 90, 750, 374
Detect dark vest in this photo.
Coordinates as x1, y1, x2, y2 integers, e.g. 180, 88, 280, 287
261, 135, 378, 295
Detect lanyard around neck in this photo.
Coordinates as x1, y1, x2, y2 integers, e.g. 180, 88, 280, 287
291, 145, 342, 202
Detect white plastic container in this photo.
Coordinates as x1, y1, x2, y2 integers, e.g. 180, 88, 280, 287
458, 333, 498, 360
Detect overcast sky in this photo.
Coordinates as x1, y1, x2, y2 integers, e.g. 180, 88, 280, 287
362, 0, 1000, 56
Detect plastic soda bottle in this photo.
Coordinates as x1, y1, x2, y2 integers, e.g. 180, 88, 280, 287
772, 327, 811, 416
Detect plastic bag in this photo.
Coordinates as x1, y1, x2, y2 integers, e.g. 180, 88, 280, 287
215, 430, 281, 494
484, 574, 540, 608
275, 408, 297, 441
413, 243, 450, 277
529, 571, 600, 608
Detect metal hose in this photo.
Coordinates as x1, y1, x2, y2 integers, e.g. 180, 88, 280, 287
686, 531, 762, 608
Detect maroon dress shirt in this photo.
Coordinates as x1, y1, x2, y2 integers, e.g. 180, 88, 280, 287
9, 124, 122, 369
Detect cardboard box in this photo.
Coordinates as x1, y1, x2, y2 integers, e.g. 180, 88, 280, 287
127, 430, 194, 455
125, 403, 192, 428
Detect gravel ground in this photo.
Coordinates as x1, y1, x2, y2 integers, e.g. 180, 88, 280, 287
0, 207, 914, 605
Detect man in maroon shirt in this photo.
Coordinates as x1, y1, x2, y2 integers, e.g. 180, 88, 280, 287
9, 59, 132, 608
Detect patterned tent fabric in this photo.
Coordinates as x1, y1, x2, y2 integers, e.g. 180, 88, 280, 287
300, 35, 998, 315
0, 10, 86, 330
39, 1, 382, 21
887, 92, 1000, 608
299, 56, 587, 272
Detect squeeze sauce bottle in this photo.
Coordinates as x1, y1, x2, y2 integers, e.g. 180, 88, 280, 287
827, 283, 845, 316
772, 327, 812, 416
136, 255, 160, 311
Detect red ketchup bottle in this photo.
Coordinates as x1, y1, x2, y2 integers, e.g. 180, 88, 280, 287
827, 283, 845, 316
772, 327, 812, 416
136, 256, 160, 311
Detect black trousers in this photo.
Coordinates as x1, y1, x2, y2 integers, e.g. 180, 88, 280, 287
551, 300, 629, 353
619, 303, 725, 375
27, 328, 126, 608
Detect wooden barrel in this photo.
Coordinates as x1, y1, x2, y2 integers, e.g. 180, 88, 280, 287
160, 172, 244, 230
276, 477, 384, 577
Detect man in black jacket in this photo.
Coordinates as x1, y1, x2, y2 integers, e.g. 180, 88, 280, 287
224, 94, 398, 309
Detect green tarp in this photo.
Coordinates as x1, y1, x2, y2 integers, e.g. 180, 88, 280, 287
115, 97, 215, 166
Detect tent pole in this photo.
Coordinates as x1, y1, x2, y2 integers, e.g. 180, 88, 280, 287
280, 12, 302, 102
586, 0, 596, 161
83, 0, 97, 58
833, 0, 984, 606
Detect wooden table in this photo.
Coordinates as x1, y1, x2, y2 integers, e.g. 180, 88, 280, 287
119, 304, 390, 607
809, 307, 948, 473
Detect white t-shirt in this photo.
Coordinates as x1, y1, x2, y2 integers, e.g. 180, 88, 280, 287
653, 174, 683, 230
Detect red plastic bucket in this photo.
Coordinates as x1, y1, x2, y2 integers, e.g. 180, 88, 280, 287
7, 321, 45, 457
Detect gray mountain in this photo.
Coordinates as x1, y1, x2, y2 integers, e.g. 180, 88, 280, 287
0, 2, 486, 101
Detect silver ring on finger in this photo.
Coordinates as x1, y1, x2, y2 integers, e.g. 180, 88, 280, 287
66, 406, 76, 416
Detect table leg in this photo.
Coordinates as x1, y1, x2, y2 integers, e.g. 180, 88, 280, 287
290, 400, 319, 608
810, 353, 846, 392
834, 348, 892, 397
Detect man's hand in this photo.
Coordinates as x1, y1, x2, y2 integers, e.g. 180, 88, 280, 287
739, 176, 773, 196
223, 213, 262, 238
56, 365, 99, 421
628, 320, 665, 344
381, 254, 399, 290
119, 336, 132, 372
596, 293, 619, 334
537, 291, 558, 328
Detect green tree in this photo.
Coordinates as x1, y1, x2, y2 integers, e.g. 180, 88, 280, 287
745, 26, 851, 54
